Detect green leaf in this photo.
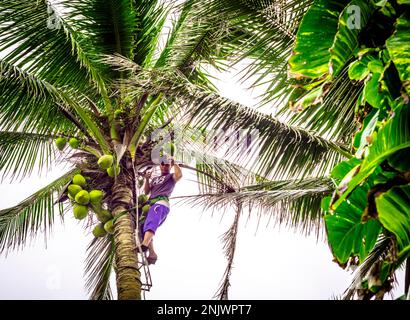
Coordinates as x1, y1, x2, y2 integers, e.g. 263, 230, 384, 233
325, 185, 382, 264
289, 0, 350, 79
0, 1, 100, 95
353, 109, 379, 157
386, 14, 410, 94
133, 0, 169, 67
368, 59, 384, 74
348, 60, 370, 81
373, 170, 397, 185
0, 59, 109, 154
363, 72, 390, 109
331, 157, 362, 182
290, 86, 324, 111
388, 148, 410, 172
329, 0, 374, 78
376, 183, 410, 250
321, 196, 332, 212
333, 102, 410, 209
285, 64, 362, 143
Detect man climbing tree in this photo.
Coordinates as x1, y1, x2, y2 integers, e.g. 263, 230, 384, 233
139, 155, 182, 265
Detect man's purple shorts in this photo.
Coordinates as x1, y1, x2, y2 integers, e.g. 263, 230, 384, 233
141, 203, 170, 235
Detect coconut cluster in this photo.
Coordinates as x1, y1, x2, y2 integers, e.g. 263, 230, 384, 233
57, 134, 170, 238
56, 136, 121, 180
67, 173, 115, 238
97, 154, 121, 178
55, 137, 80, 151
137, 194, 151, 222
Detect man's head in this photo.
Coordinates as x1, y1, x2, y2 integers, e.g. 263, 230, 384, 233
160, 161, 171, 174
159, 155, 172, 174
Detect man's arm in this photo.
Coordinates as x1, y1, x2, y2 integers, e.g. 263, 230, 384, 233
144, 170, 152, 194
172, 161, 182, 182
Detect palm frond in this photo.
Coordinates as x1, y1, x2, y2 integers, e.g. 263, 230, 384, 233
171, 81, 350, 180
215, 202, 241, 300
0, 131, 57, 181
280, 65, 362, 143
117, 66, 350, 179
0, 58, 111, 153
0, 59, 80, 134
154, 0, 195, 68
85, 0, 136, 59
192, 0, 313, 108
173, 176, 333, 237
0, 0, 105, 97
0, 168, 78, 254
155, 0, 234, 74
133, 0, 170, 67
342, 236, 393, 300
84, 235, 115, 300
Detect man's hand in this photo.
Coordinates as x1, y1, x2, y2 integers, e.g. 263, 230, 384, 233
144, 170, 152, 179
167, 155, 175, 167
170, 156, 182, 182
144, 170, 152, 195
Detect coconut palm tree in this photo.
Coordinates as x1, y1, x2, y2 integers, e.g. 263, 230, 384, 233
0, 0, 350, 300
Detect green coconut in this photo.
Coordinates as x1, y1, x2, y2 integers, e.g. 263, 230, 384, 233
55, 137, 67, 151
68, 184, 83, 198
92, 223, 107, 237
142, 204, 150, 214
107, 165, 121, 178
95, 209, 113, 223
75, 190, 90, 205
167, 142, 176, 155
72, 174, 87, 187
98, 154, 114, 170
138, 194, 149, 204
104, 219, 115, 234
73, 204, 88, 220
69, 137, 79, 149
89, 190, 104, 204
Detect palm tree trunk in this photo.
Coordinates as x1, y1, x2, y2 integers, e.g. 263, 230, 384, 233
111, 173, 141, 300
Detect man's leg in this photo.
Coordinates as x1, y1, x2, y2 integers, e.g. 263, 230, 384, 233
147, 239, 158, 264
142, 230, 155, 247
140, 204, 169, 262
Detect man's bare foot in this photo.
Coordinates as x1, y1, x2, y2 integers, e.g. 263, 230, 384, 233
147, 254, 158, 265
